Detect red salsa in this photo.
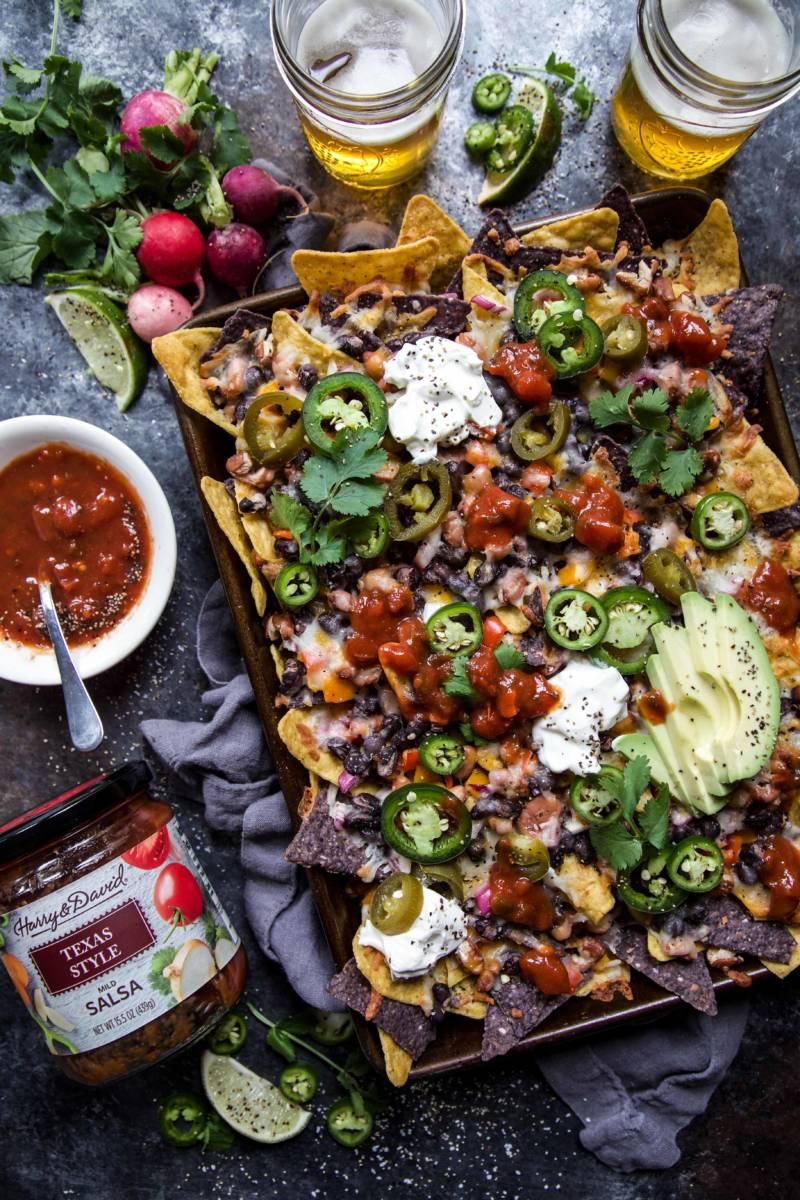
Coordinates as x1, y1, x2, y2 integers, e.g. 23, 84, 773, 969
759, 835, 800, 921
0, 443, 151, 649
556, 474, 626, 555
519, 946, 575, 995
465, 485, 530, 552
623, 300, 726, 365
489, 840, 555, 930
739, 560, 800, 633
485, 342, 554, 410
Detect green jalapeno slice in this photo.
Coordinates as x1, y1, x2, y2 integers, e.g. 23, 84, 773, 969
501, 832, 550, 881
344, 511, 391, 559
309, 1011, 354, 1045
159, 1092, 208, 1147
691, 492, 750, 551
370, 872, 425, 935
528, 496, 576, 543
667, 836, 724, 893
465, 120, 497, 157
207, 1012, 248, 1056
243, 391, 305, 466
472, 72, 512, 113
426, 601, 483, 657
413, 860, 465, 901
386, 461, 452, 542
642, 548, 697, 606
485, 105, 534, 173
510, 401, 571, 461
569, 767, 625, 827
616, 854, 687, 914
274, 562, 319, 609
303, 372, 388, 455
601, 314, 649, 363
513, 269, 584, 341
381, 783, 472, 865
537, 311, 604, 379
544, 588, 609, 650
592, 585, 668, 675
419, 733, 466, 776
279, 1063, 319, 1104
327, 1097, 374, 1147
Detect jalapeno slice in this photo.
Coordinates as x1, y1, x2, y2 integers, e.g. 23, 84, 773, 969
501, 832, 550, 881
545, 588, 609, 650
159, 1092, 207, 1147
370, 872, 424, 934
642, 548, 697, 606
419, 733, 466, 776
344, 511, 391, 559
207, 1012, 248, 1056
537, 311, 604, 379
691, 492, 750, 551
413, 859, 465, 901
465, 120, 496, 157
667, 835, 724, 893
327, 1097, 374, 1148
513, 270, 584, 341
386, 461, 452, 542
593, 585, 668, 675
303, 372, 388, 455
279, 1062, 319, 1104
275, 562, 319, 609
510, 401, 571, 462
569, 767, 624, 827
310, 1011, 354, 1045
486, 104, 534, 173
426, 601, 483, 657
381, 783, 471, 865
617, 855, 687, 914
472, 72, 512, 113
243, 391, 305, 466
529, 496, 576, 543
602, 314, 649, 363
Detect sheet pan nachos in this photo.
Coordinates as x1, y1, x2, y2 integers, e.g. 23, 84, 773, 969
155, 187, 800, 1086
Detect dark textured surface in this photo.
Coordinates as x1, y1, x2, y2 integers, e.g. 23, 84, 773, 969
1, 1, 799, 1197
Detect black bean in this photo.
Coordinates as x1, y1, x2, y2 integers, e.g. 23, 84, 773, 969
318, 611, 349, 635
278, 657, 306, 696
245, 365, 266, 391
745, 804, 786, 834
735, 861, 760, 885
234, 395, 251, 423
438, 542, 470, 568
274, 536, 298, 560
297, 364, 319, 391
353, 688, 380, 716
473, 560, 498, 587
527, 764, 555, 795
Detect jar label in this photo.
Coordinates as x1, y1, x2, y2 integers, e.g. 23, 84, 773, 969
1, 818, 240, 1056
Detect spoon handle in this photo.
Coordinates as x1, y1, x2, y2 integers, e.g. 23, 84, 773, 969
38, 581, 104, 753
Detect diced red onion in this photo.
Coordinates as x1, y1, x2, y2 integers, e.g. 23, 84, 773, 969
338, 771, 359, 793
472, 294, 509, 314
474, 882, 492, 916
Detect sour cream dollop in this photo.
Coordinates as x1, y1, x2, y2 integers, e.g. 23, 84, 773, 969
383, 336, 502, 464
532, 660, 630, 775
358, 883, 467, 979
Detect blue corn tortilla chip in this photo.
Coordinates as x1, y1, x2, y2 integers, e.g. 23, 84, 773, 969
327, 959, 437, 1060
201, 309, 272, 360
598, 184, 649, 254
602, 923, 717, 1015
681, 894, 795, 963
465, 208, 564, 277
481, 977, 569, 1061
762, 501, 800, 537
710, 283, 783, 401
384, 294, 470, 350
285, 790, 367, 876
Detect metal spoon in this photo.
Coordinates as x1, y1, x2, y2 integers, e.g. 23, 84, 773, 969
38, 579, 104, 752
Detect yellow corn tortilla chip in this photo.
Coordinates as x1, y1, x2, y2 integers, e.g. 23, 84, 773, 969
521, 207, 620, 253
762, 927, 800, 977
585, 286, 635, 326
680, 198, 740, 294
462, 251, 515, 284
703, 420, 798, 514
277, 706, 347, 785
200, 477, 267, 616
353, 935, 431, 1010
762, 632, 800, 690
461, 262, 507, 310
378, 1030, 414, 1087
292, 236, 440, 297
575, 955, 631, 998
233, 480, 278, 563
152, 328, 238, 437
269, 643, 285, 681
447, 976, 489, 1019
732, 879, 771, 919
270, 310, 360, 380
398, 195, 471, 288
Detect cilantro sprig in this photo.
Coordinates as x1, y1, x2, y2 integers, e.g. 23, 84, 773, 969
589, 384, 714, 498
509, 54, 596, 120
589, 757, 670, 872
269, 429, 387, 568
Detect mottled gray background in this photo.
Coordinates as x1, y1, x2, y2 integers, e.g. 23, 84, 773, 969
0, 1, 799, 1197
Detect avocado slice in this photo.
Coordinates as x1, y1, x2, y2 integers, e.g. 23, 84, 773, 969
612, 732, 674, 794
680, 592, 740, 770
714, 592, 780, 781
646, 653, 727, 808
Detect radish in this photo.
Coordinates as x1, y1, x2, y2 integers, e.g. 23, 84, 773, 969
207, 223, 267, 293
127, 285, 193, 342
221, 164, 305, 227
137, 212, 205, 288
120, 90, 197, 161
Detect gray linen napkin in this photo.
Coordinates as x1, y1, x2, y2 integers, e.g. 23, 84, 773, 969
141, 580, 748, 1171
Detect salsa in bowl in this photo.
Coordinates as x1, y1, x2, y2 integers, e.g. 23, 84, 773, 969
0, 415, 176, 685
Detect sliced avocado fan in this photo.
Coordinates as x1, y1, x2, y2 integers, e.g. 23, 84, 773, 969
614, 592, 780, 816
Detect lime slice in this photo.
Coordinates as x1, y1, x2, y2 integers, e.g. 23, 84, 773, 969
45, 288, 148, 412
478, 79, 561, 206
201, 1051, 311, 1144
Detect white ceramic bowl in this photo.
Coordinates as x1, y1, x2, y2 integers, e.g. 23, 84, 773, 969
0, 415, 177, 685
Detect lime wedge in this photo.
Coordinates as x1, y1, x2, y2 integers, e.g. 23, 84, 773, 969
201, 1051, 311, 1144
45, 287, 148, 412
478, 79, 561, 206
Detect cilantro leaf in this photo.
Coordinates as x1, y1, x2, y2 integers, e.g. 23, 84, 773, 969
98, 210, 142, 289
337, 428, 388, 478
628, 431, 667, 484
658, 447, 703, 497
270, 492, 312, 540
138, 123, 187, 166
638, 783, 670, 851
442, 654, 477, 701
211, 105, 252, 174
3, 59, 42, 94
590, 822, 643, 872
327, 477, 385, 517
589, 384, 633, 429
307, 527, 347, 567
572, 78, 595, 120
0, 208, 50, 283
494, 639, 525, 670
630, 387, 669, 433
459, 720, 488, 746
676, 387, 714, 443
300, 456, 339, 507
62, 0, 83, 18
148, 946, 177, 998
621, 755, 651, 823
544, 52, 576, 85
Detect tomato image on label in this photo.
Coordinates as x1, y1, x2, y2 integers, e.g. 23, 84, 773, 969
122, 826, 171, 869
153, 863, 204, 929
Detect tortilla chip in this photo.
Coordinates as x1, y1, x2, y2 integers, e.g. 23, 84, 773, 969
602, 924, 717, 1014
292, 237, 440, 297
761, 927, 800, 977
574, 954, 631, 998
233, 480, 278, 563
447, 976, 489, 1019
762, 631, 800, 690
200, 477, 267, 616
521, 207, 620, 253
481, 978, 568, 1061
549, 854, 615, 925
707, 420, 798, 514
397, 195, 470, 287
353, 935, 431, 1010
378, 1030, 414, 1086
461, 262, 507, 309
327, 959, 437, 1061
277, 706, 345, 785
598, 184, 649, 253
712, 283, 783, 400
270, 310, 360, 380
152, 328, 238, 437
686, 894, 795, 962
681, 199, 740, 295
285, 786, 368, 876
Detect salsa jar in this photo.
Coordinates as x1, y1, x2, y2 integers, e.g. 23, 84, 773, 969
0, 761, 246, 1086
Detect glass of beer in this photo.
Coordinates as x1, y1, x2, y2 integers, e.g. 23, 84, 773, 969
612, 0, 800, 179
271, 0, 465, 189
